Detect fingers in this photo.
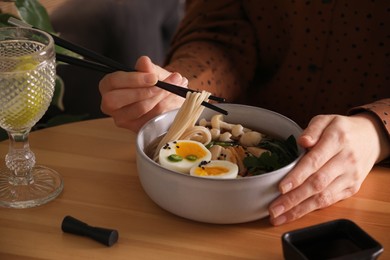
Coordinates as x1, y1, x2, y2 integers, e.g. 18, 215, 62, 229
165, 72, 189, 87
99, 56, 162, 95
298, 115, 335, 148
278, 116, 342, 194
99, 55, 189, 132
135, 56, 155, 72
135, 56, 171, 80
270, 175, 357, 226
109, 94, 166, 131
99, 71, 158, 93
104, 68, 187, 132
99, 72, 160, 116
270, 154, 363, 225
112, 92, 185, 132
270, 151, 345, 221
109, 72, 184, 124
267, 114, 381, 225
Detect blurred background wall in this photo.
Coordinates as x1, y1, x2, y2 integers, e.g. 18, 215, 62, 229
0, 0, 184, 120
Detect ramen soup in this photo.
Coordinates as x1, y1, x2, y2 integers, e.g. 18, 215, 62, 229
145, 113, 298, 179
145, 91, 298, 179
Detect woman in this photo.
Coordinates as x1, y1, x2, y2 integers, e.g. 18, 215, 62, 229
99, 0, 390, 225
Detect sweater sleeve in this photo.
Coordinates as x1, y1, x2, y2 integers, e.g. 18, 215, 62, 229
349, 99, 390, 166
348, 98, 390, 139
164, 0, 258, 103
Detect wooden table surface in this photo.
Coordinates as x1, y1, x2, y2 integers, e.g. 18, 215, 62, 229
0, 118, 389, 259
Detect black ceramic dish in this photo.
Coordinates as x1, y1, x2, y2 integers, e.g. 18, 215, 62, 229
282, 219, 383, 260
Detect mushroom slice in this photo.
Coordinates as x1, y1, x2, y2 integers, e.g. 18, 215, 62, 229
219, 132, 233, 142
231, 124, 251, 138
246, 147, 269, 157
199, 118, 210, 127
210, 128, 221, 140
211, 114, 234, 131
239, 131, 263, 147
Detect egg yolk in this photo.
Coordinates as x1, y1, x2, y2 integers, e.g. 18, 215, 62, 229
194, 166, 229, 176
175, 141, 207, 160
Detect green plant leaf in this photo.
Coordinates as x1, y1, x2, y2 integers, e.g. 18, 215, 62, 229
55, 45, 83, 59
15, 0, 54, 33
0, 13, 17, 27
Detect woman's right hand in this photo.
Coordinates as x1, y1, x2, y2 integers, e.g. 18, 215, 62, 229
99, 56, 188, 132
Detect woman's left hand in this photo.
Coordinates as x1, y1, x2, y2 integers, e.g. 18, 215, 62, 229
268, 113, 390, 226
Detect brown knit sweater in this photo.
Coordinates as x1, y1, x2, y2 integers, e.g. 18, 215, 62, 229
165, 0, 389, 139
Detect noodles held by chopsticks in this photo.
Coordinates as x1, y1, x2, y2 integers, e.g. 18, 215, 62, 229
153, 91, 211, 160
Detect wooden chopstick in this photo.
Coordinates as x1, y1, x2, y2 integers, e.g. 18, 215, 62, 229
8, 18, 228, 115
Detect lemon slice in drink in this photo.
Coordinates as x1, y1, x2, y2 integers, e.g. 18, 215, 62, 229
14, 56, 39, 71
2, 57, 49, 130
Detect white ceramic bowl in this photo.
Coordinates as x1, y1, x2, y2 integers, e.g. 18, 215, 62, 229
136, 104, 304, 224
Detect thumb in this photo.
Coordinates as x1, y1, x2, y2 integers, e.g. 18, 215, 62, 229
298, 115, 335, 148
135, 56, 171, 80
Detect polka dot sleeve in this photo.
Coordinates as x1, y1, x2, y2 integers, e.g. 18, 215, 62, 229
349, 98, 390, 140
163, 0, 389, 130
164, 0, 258, 102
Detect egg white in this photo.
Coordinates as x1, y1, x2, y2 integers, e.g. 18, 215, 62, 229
190, 160, 239, 179
159, 140, 212, 174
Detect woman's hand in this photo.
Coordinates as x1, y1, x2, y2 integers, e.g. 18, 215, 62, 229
99, 56, 188, 132
268, 113, 390, 225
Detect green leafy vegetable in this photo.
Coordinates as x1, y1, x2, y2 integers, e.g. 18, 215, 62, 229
243, 135, 298, 176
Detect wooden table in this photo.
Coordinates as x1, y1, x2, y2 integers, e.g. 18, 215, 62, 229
0, 118, 389, 259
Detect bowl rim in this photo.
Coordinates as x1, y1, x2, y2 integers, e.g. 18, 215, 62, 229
136, 103, 305, 182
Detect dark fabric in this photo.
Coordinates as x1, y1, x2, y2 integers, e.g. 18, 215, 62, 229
51, 0, 184, 119
165, 0, 389, 136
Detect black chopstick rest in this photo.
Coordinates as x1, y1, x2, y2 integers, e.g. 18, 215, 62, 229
61, 215, 119, 247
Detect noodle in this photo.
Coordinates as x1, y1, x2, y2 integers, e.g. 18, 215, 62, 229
180, 125, 212, 144
153, 91, 211, 160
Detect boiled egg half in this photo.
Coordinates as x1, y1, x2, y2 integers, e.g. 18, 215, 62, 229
159, 140, 212, 174
190, 160, 239, 179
